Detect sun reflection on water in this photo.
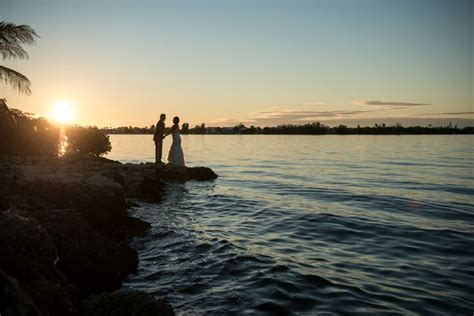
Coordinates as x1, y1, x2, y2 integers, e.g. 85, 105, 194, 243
58, 125, 68, 156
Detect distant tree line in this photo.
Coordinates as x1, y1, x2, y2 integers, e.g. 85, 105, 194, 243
102, 125, 156, 134
103, 122, 474, 135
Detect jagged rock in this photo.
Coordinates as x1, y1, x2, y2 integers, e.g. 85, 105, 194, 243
3, 156, 216, 211
0, 268, 40, 316
120, 216, 151, 239
126, 199, 140, 208
81, 291, 175, 316
187, 167, 218, 181
16, 173, 126, 217
153, 164, 218, 181
134, 173, 165, 201
101, 170, 126, 187
155, 164, 189, 180
61, 152, 121, 165
0, 195, 9, 212
118, 163, 165, 201
0, 213, 78, 315
0, 155, 217, 315
13, 172, 131, 238
0, 156, 22, 196
30, 209, 139, 297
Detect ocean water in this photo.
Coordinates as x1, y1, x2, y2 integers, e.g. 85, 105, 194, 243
108, 135, 474, 315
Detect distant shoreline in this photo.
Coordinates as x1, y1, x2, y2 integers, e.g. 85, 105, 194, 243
102, 122, 473, 136
106, 132, 474, 135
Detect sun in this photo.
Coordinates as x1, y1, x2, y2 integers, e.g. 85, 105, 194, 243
52, 101, 74, 123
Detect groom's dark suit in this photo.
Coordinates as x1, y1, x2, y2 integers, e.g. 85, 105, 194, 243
153, 119, 165, 163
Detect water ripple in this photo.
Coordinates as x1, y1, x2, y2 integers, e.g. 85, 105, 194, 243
117, 135, 474, 315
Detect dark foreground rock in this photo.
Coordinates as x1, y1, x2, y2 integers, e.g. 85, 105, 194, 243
3, 157, 154, 238
0, 196, 8, 212
154, 163, 218, 181
0, 268, 40, 316
0, 212, 79, 315
30, 209, 139, 297
16, 174, 129, 233
81, 291, 175, 316
0, 155, 217, 315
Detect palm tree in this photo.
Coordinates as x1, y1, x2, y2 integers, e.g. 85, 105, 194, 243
0, 21, 39, 95
0, 22, 38, 128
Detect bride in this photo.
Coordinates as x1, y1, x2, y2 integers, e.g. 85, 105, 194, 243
165, 116, 185, 166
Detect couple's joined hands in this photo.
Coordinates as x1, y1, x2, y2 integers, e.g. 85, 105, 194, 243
154, 135, 167, 141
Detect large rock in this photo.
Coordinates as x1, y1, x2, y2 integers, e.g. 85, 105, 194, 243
0, 155, 218, 315
61, 152, 121, 165
30, 209, 139, 297
107, 164, 165, 202
4, 156, 217, 211
155, 165, 188, 180
187, 166, 218, 181
0, 156, 22, 197
0, 268, 40, 316
154, 164, 218, 181
81, 291, 175, 316
0, 195, 9, 212
13, 171, 137, 238
0, 212, 78, 315
16, 173, 126, 221
119, 215, 152, 239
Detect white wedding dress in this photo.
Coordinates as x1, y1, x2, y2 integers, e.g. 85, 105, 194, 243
167, 126, 185, 166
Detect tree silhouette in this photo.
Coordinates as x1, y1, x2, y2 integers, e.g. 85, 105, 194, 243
181, 123, 189, 134
0, 22, 39, 95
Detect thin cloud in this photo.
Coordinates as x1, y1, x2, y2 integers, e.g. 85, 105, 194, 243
353, 100, 430, 107
249, 109, 371, 124
415, 112, 474, 116
102, 119, 142, 123
211, 107, 473, 127
210, 117, 257, 124
211, 109, 362, 126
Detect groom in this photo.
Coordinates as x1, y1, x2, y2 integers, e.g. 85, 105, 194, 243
153, 113, 166, 164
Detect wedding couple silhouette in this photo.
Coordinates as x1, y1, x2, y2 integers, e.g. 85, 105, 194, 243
153, 114, 185, 166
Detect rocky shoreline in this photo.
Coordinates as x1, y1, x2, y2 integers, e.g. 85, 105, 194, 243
0, 154, 217, 315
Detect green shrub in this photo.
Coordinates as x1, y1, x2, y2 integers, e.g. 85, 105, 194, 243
66, 126, 111, 157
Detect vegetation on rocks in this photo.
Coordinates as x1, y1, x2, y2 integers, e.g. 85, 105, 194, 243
0, 105, 113, 157
67, 126, 112, 157
1, 107, 60, 156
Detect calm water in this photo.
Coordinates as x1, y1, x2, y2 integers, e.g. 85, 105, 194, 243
109, 135, 474, 315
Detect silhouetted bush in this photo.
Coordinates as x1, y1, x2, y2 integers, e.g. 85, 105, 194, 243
0, 107, 112, 157
1, 109, 60, 156
66, 126, 111, 157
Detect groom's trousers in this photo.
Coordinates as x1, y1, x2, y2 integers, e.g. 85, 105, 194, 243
155, 140, 163, 163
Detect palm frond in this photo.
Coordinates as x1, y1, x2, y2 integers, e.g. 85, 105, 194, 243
0, 22, 39, 60
0, 65, 32, 95
0, 41, 28, 60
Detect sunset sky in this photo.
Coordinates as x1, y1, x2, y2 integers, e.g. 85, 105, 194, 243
1, 0, 472, 127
